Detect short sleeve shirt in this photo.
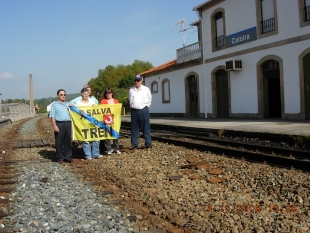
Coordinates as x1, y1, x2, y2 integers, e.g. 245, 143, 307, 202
49, 101, 71, 121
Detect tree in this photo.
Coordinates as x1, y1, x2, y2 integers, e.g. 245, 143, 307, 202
5, 60, 153, 114
87, 60, 153, 112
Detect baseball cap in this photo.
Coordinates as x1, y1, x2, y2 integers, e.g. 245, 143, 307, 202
134, 75, 143, 81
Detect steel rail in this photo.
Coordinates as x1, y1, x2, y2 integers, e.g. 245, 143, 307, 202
120, 127, 310, 171
150, 135, 310, 171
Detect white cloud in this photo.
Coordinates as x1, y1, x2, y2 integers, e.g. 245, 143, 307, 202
0, 72, 14, 80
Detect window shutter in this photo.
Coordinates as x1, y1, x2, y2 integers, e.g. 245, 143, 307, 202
261, 0, 274, 20
216, 18, 224, 36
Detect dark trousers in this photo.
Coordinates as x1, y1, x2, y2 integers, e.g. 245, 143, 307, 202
103, 139, 120, 151
55, 122, 72, 161
130, 107, 152, 147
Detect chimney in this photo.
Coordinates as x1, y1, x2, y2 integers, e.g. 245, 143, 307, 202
29, 74, 34, 114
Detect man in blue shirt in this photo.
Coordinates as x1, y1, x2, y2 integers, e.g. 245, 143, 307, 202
49, 89, 73, 164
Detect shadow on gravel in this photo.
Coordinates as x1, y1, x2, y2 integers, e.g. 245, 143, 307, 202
38, 144, 85, 162
37, 149, 56, 161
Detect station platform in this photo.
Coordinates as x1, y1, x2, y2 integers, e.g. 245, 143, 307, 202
121, 116, 310, 137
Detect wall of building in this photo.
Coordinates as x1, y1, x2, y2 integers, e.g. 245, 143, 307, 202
144, 0, 310, 120
145, 65, 203, 114
200, 0, 310, 119
202, 1, 310, 59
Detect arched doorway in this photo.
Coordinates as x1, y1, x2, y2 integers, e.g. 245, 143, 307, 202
216, 69, 229, 118
304, 53, 310, 119
187, 75, 199, 117
262, 60, 281, 118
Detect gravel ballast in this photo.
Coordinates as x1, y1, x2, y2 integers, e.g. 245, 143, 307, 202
1, 115, 310, 233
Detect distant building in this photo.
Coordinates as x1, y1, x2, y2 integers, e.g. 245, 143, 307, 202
0, 103, 33, 117
141, 0, 310, 120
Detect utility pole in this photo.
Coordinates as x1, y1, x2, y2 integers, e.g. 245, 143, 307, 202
29, 74, 34, 115
0, 93, 2, 118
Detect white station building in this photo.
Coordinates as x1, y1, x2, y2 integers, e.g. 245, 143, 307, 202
141, 0, 310, 120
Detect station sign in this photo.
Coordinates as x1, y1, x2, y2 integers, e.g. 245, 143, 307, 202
226, 27, 257, 48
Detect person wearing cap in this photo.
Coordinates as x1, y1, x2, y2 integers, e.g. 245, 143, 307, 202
49, 89, 73, 164
128, 75, 152, 149
76, 88, 103, 160
70, 84, 99, 106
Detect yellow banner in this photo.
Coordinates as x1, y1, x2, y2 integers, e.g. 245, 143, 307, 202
70, 104, 122, 141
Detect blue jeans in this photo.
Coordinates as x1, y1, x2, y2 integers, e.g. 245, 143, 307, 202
82, 140, 100, 159
130, 107, 152, 147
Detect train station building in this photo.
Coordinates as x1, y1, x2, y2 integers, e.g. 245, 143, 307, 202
141, 0, 310, 120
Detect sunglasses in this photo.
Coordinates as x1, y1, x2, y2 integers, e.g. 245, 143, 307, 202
106, 92, 112, 94
135, 80, 141, 82
60, 94, 66, 96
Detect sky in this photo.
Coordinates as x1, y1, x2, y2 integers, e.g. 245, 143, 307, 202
0, 0, 204, 100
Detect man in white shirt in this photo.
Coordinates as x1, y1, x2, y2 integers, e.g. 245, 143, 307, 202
128, 75, 152, 149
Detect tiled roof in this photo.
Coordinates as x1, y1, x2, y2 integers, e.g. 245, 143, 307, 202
140, 59, 177, 76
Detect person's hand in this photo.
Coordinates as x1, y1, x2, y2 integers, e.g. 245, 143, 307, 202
54, 125, 59, 132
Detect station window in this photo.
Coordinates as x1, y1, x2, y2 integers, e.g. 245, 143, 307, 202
215, 13, 224, 47
162, 79, 170, 103
211, 8, 226, 52
256, 0, 278, 39
299, 0, 310, 27
306, 0, 310, 21
151, 81, 158, 94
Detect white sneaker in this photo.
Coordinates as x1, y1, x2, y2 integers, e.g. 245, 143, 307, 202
115, 150, 121, 155
85, 157, 92, 160
96, 155, 103, 158
106, 151, 112, 155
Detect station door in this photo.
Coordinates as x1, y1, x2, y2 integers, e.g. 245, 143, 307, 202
304, 53, 310, 120
187, 75, 199, 117
216, 69, 229, 118
263, 60, 281, 118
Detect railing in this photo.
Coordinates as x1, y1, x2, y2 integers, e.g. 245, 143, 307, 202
176, 42, 201, 63
216, 35, 224, 47
305, 5, 310, 21
261, 17, 275, 34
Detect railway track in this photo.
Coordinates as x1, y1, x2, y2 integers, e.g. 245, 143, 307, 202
121, 126, 310, 172
0, 116, 309, 232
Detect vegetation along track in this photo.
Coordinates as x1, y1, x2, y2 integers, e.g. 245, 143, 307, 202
121, 126, 310, 171
0, 116, 309, 232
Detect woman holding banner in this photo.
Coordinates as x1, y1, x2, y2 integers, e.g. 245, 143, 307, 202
76, 88, 103, 160
100, 87, 121, 155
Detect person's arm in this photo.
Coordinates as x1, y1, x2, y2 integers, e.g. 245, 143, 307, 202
129, 88, 133, 108
51, 117, 59, 132
50, 105, 59, 132
91, 96, 99, 105
90, 98, 96, 107
146, 88, 152, 107
70, 96, 81, 105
